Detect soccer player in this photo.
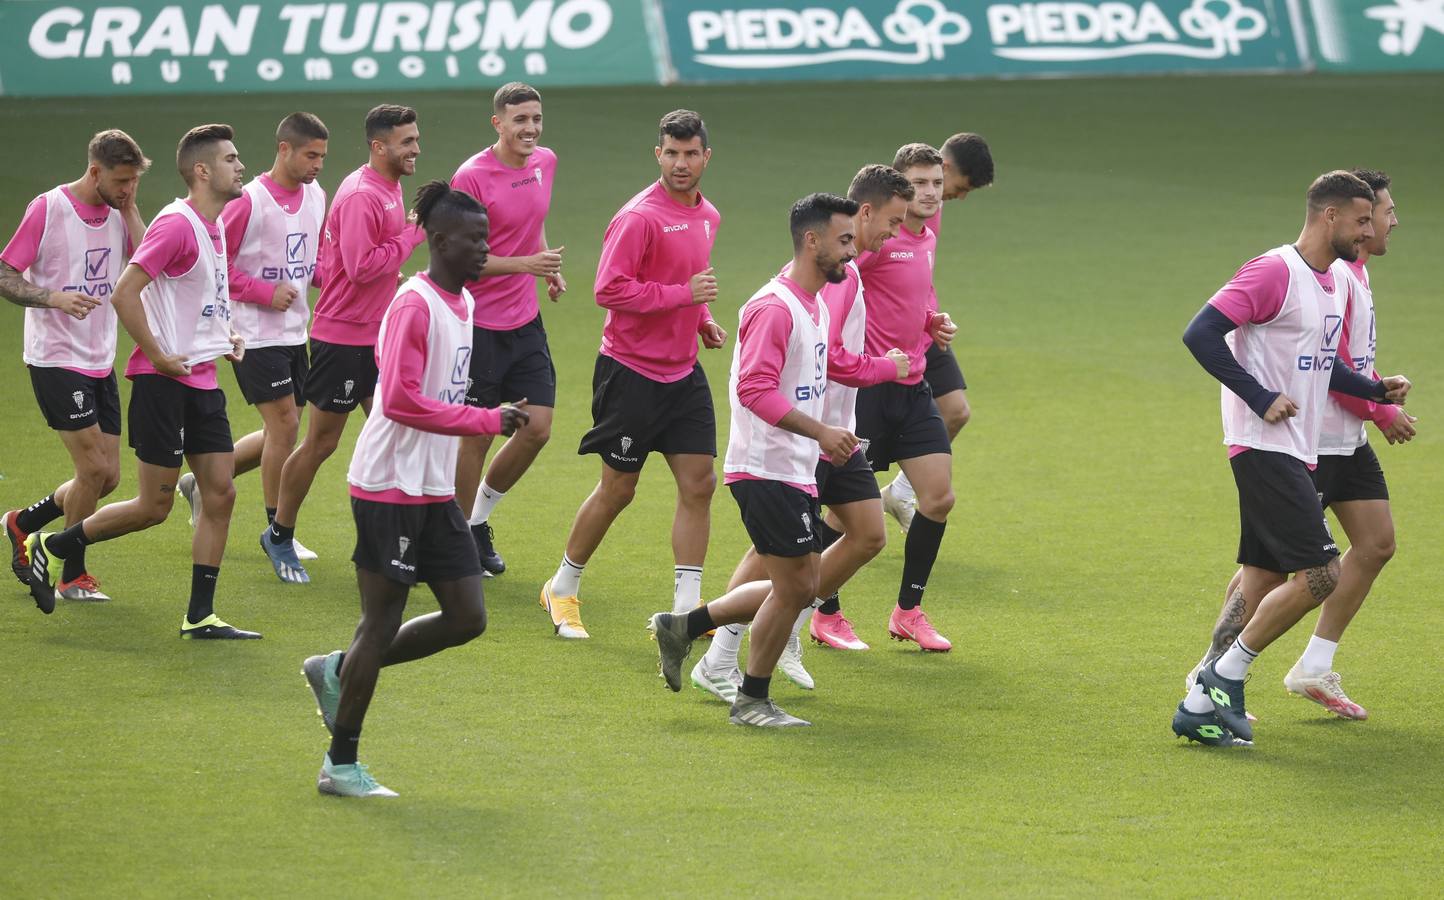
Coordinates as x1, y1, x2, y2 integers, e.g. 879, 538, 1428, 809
450, 82, 565, 575
690, 165, 915, 700
301, 181, 528, 797
1171, 171, 1409, 746
1, 130, 149, 605
25, 124, 261, 639
649, 192, 859, 727
1182, 169, 1414, 723
176, 113, 329, 558
879, 133, 995, 531
262, 105, 425, 583
538, 110, 724, 639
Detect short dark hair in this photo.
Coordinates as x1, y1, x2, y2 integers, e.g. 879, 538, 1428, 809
365, 104, 417, 142
659, 109, 708, 150
1307, 170, 1374, 215
277, 112, 329, 148
1349, 167, 1391, 196
848, 164, 914, 207
89, 129, 150, 172
790, 192, 860, 251
941, 132, 994, 188
892, 142, 943, 173
494, 82, 541, 114
413, 180, 487, 234
176, 123, 234, 186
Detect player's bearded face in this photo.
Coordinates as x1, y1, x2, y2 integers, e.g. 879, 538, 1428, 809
95, 164, 140, 209
657, 136, 709, 194
1331, 197, 1374, 263
211, 142, 245, 200
285, 140, 328, 185
381, 124, 421, 177
1363, 188, 1396, 257
817, 219, 856, 283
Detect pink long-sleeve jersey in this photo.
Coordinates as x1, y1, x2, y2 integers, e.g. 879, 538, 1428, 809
856, 222, 939, 385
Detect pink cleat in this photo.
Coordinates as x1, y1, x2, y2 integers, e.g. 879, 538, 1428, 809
887, 606, 951, 652
809, 610, 869, 650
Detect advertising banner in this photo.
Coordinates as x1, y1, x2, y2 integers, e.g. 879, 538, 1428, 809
0, 0, 658, 97
657, 0, 1305, 81
1299, 0, 1444, 71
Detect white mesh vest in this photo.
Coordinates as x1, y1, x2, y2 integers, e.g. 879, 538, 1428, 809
724, 278, 830, 485
1220, 245, 1348, 465
229, 179, 325, 349
141, 199, 233, 367
1317, 262, 1375, 455
22, 186, 126, 370
348, 277, 475, 498
821, 260, 866, 432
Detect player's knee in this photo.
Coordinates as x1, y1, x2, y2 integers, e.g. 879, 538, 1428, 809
681, 469, 716, 505
951, 402, 971, 432
74, 457, 111, 495
203, 480, 237, 516
920, 488, 955, 520
599, 476, 637, 510
141, 490, 176, 526
856, 523, 887, 560
452, 604, 487, 643
519, 419, 551, 448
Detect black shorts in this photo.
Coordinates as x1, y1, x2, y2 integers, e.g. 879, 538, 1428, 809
1312, 443, 1389, 507
578, 355, 716, 472
304, 338, 377, 413
816, 450, 880, 507
127, 374, 233, 467
854, 380, 951, 471
351, 497, 484, 586
1231, 450, 1340, 574
729, 480, 822, 558
29, 366, 122, 435
924, 343, 967, 396
231, 344, 308, 406
466, 315, 557, 409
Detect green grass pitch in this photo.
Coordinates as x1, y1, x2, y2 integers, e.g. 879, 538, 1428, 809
1, 74, 1442, 895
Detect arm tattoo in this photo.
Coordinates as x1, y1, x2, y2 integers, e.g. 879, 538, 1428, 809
1206, 587, 1247, 662
0, 262, 51, 308
1304, 564, 1337, 602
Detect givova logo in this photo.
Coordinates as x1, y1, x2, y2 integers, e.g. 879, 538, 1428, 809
989, 0, 1269, 61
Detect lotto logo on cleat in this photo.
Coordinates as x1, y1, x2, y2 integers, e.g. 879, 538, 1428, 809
71, 391, 84, 409
1197, 724, 1225, 739
1209, 686, 1231, 707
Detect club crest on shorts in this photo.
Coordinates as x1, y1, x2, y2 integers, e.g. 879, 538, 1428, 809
620, 436, 633, 455
72, 391, 84, 409
398, 536, 411, 558
343, 379, 355, 398
801, 511, 812, 535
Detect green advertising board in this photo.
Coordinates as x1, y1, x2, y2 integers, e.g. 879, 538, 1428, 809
1298, 0, 1444, 71
657, 0, 1306, 81
0, 0, 660, 96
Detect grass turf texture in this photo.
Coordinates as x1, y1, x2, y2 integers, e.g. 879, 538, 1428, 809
1, 74, 1442, 895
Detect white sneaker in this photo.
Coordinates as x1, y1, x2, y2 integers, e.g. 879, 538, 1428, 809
177, 472, 201, 527
778, 633, 814, 690
880, 481, 916, 534
1284, 666, 1368, 720
293, 538, 318, 561
691, 657, 741, 703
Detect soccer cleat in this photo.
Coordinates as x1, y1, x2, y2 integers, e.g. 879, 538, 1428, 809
473, 521, 505, 575
55, 574, 111, 602
23, 533, 57, 615
540, 578, 588, 639
690, 657, 741, 704
317, 754, 398, 798
293, 539, 319, 561
177, 472, 201, 527
1198, 661, 1253, 742
180, 613, 262, 640
1284, 666, 1368, 720
4, 509, 30, 584
880, 480, 917, 534
887, 605, 952, 652
810, 610, 869, 651
647, 612, 693, 692
261, 527, 310, 584
302, 651, 343, 734
729, 695, 812, 727
779, 633, 815, 690
1171, 702, 1251, 747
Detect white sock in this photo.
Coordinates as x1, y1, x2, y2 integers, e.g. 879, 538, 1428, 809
1182, 681, 1214, 714
469, 481, 506, 526
791, 605, 813, 639
889, 471, 915, 502
704, 622, 746, 670
1215, 638, 1259, 681
1297, 635, 1338, 674
673, 566, 703, 615
551, 554, 584, 597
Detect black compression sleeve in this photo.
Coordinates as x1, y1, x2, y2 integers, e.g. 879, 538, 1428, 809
1329, 358, 1391, 402
1182, 305, 1278, 418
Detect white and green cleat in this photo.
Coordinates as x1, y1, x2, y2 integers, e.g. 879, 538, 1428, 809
302, 651, 343, 733
317, 754, 397, 798
691, 657, 740, 703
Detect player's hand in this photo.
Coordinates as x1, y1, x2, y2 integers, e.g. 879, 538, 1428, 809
928, 312, 957, 348
528, 247, 564, 277
817, 425, 859, 465
699, 320, 727, 349
406, 209, 419, 226
546, 271, 567, 301
1263, 393, 1299, 423
270, 282, 299, 311
885, 348, 909, 380
225, 332, 246, 363
153, 352, 192, 378
47, 291, 101, 320
1378, 411, 1418, 445
690, 266, 718, 305
499, 399, 531, 436
1381, 374, 1411, 404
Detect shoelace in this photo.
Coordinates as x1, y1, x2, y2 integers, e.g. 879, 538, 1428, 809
834, 614, 861, 640
353, 763, 382, 791
1320, 672, 1353, 702
69, 574, 101, 591
558, 597, 585, 628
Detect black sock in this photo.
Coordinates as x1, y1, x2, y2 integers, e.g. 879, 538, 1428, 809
61, 545, 88, 582
330, 724, 361, 766
268, 521, 295, 545
817, 593, 841, 616
335, 651, 346, 675
265, 507, 277, 525
817, 519, 843, 551
44, 523, 93, 560
740, 674, 771, 701
187, 564, 220, 623
898, 512, 947, 610
684, 605, 715, 640
16, 494, 63, 533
